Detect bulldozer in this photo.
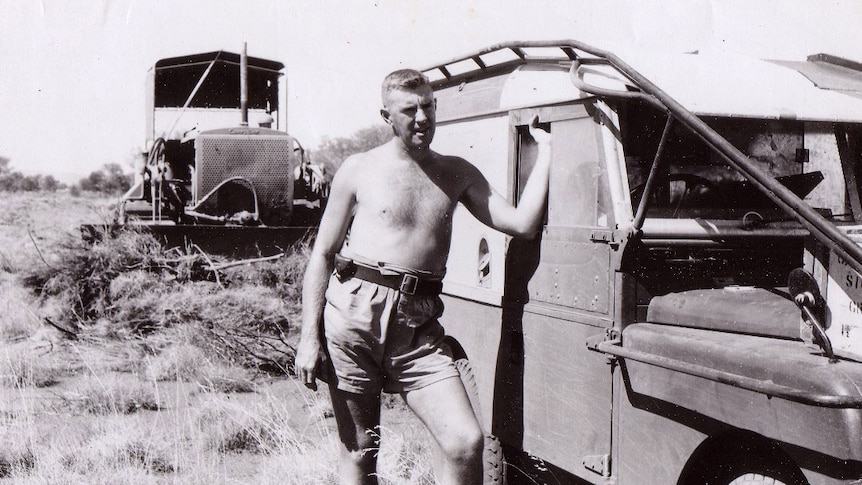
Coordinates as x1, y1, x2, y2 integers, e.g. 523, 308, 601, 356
99, 44, 328, 256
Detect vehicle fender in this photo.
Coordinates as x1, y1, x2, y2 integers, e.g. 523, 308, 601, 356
620, 323, 862, 463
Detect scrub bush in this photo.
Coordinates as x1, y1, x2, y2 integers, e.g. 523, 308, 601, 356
20, 225, 305, 375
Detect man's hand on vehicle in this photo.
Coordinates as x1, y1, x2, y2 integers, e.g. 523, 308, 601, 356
528, 114, 552, 146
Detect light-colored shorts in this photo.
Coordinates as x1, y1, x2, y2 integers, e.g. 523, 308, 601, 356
323, 273, 459, 394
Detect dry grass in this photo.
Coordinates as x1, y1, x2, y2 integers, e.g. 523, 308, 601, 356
0, 435, 35, 478
1, 413, 179, 483
0, 192, 435, 484
370, 425, 437, 484
145, 339, 256, 393
0, 276, 43, 342
69, 373, 162, 415
0, 251, 17, 274
0, 347, 60, 388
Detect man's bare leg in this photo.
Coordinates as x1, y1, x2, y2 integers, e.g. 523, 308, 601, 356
403, 376, 484, 485
329, 386, 382, 485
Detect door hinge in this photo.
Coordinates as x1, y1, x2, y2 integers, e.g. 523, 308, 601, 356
590, 230, 619, 248
590, 230, 612, 243
586, 328, 621, 351
586, 329, 621, 365
583, 453, 611, 477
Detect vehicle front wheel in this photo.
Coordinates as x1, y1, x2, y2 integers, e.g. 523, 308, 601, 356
727, 473, 788, 485
701, 455, 808, 485
683, 438, 808, 485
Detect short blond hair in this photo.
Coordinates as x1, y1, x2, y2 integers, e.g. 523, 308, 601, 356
381, 69, 430, 105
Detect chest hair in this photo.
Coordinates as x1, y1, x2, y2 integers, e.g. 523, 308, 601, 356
365, 164, 456, 230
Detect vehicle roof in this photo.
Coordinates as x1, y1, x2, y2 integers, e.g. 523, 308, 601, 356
428, 45, 862, 123
613, 49, 862, 122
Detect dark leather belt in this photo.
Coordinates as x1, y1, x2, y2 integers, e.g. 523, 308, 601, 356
334, 255, 443, 296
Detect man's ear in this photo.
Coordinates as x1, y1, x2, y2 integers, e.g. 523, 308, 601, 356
380, 108, 391, 125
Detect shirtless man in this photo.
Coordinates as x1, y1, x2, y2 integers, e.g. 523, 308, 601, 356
296, 69, 551, 485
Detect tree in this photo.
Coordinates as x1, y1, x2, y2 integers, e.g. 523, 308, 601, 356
19, 176, 38, 192
79, 171, 104, 192
76, 163, 131, 195
39, 175, 60, 192
0, 156, 16, 191
0, 171, 23, 192
310, 124, 392, 176
0, 156, 66, 192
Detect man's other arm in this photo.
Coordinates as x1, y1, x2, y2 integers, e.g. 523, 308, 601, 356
296, 157, 358, 390
461, 115, 551, 238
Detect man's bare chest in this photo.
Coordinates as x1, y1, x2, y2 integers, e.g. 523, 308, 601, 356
359, 169, 460, 229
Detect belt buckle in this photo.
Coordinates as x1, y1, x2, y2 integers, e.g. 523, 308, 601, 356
400, 274, 419, 295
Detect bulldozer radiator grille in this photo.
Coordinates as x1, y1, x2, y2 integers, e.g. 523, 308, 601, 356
195, 132, 294, 224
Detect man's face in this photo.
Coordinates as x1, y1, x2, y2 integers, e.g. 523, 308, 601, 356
382, 85, 436, 151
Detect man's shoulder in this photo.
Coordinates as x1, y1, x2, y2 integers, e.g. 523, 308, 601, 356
339, 148, 378, 172
341, 142, 390, 167
433, 152, 479, 175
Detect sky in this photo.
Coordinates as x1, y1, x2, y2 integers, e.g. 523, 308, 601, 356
0, 0, 860, 184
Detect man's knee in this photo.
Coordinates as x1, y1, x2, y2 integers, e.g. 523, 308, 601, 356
439, 425, 484, 462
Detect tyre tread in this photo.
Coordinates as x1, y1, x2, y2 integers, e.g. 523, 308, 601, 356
728, 473, 786, 485
455, 357, 505, 484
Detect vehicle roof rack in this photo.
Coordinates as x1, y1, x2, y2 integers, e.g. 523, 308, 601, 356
422, 39, 862, 276
421, 42, 582, 90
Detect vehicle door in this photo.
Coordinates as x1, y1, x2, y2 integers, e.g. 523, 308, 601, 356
499, 104, 617, 482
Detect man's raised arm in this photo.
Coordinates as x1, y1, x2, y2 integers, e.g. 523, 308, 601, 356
462, 115, 551, 238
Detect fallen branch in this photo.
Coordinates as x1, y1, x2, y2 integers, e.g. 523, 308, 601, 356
27, 228, 53, 268
192, 244, 222, 287
202, 319, 295, 375
43, 317, 78, 340
208, 253, 285, 271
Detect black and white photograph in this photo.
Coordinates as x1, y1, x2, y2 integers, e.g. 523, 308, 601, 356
1, 1, 861, 484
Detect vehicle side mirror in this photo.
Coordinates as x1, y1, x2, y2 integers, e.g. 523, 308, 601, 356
788, 268, 836, 361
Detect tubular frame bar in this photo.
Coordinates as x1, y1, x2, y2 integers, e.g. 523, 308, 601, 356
595, 340, 862, 408
633, 115, 674, 228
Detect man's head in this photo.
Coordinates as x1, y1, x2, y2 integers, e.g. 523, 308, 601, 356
380, 69, 436, 153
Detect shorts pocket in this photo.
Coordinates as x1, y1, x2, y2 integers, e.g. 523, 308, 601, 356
325, 276, 364, 311
395, 295, 444, 328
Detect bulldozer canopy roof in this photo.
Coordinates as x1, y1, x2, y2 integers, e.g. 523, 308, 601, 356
154, 51, 284, 72
151, 50, 283, 109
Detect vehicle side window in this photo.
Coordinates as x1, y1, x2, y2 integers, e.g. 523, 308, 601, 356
515, 124, 542, 205
517, 117, 603, 227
